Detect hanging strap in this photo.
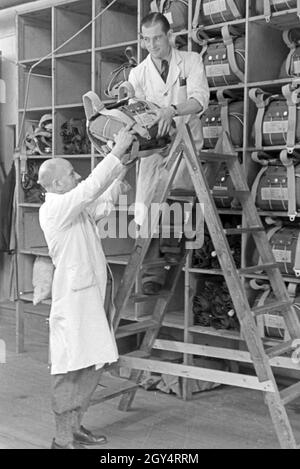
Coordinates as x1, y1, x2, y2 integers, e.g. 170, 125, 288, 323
192, 0, 202, 29
283, 29, 297, 78
217, 89, 230, 134
263, 0, 271, 22
150, 0, 160, 12
249, 88, 273, 148
227, 0, 242, 18
221, 25, 244, 83
294, 230, 300, 277
282, 83, 300, 153
280, 149, 298, 221
251, 165, 268, 206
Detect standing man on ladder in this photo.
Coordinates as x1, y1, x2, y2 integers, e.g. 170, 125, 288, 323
129, 12, 209, 295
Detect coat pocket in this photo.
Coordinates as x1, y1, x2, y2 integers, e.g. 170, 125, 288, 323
69, 263, 96, 292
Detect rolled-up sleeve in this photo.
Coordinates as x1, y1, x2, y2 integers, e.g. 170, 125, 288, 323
186, 53, 210, 113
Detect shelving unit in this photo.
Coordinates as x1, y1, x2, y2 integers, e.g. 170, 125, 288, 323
14, 0, 300, 397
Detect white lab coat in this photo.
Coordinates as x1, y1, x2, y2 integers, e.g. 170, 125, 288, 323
39, 154, 127, 375
129, 48, 210, 225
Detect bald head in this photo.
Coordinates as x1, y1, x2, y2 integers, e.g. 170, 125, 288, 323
38, 158, 81, 194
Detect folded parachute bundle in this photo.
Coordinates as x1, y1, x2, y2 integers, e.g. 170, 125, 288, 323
193, 280, 239, 330
60, 118, 91, 155
83, 81, 174, 160
21, 161, 45, 204
192, 221, 241, 269
24, 114, 52, 156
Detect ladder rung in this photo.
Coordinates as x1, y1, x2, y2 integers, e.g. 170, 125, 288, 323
280, 381, 300, 406
199, 151, 236, 162
252, 301, 293, 317
130, 290, 170, 303
141, 259, 169, 268
224, 227, 265, 235
90, 381, 139, 406
266, 340, 295, 359
212, 190, 249, 199
116, 320, 158, 338
238, 263, 279, 276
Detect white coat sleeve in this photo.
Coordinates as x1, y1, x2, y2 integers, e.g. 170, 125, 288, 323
47, 153, 124, 229
186, 53, 210, 113
128, 68, 146, 101
88, 178, 132, 221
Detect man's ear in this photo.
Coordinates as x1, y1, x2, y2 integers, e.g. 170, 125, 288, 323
168, 29, 176, 49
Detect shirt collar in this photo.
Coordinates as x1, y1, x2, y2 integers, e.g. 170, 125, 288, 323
151, 47, 173, 73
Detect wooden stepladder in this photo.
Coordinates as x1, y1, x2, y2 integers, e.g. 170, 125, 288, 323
95, 124, 300, 449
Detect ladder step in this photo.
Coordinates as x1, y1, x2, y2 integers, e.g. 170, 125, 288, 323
212, 189, 249, 200
252, 301, 293, 317
199, 151, 236, 162
238, 263, 279, 276
90, 380, 139, 406
130, 290, 170, 303
141, 259, 169, 268
266, 339, 295, 359
116, 320, 158, 339
224, 227, 265, 235
280, 381, 300, 406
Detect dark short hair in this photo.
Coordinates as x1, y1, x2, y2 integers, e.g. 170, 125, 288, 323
141, 12, 171, 34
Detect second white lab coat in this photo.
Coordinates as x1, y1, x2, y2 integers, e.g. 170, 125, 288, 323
39, 154, 127, 375
129, 48, 210, 224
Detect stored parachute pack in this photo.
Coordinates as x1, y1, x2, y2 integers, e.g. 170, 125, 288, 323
249, 280, 299, 340
193, 0, 246, 26
255, 0, 300, 20
251, 151, 300, 221
252, 222, 300, 278
280, 28, 300, 80
193, 25, 245, 87
250, 85, 300, 151
201, 90, 244, 149
150, 0, 189, 31
83, 82, 174, 160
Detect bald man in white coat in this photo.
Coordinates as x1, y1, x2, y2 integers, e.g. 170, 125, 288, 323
38, 127, 134, 449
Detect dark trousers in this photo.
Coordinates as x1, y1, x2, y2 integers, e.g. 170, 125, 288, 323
51, 366, 103, 445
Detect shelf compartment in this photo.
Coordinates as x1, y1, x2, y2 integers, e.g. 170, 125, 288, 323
95, 0, 138, 48
18, 8, 52, 62
248, 22, 288, 83
95, 51, 129, 100
19, 61, 52, 110
55, 53, 92, 106
54, 0, 92, 55
20, 207, 47, 252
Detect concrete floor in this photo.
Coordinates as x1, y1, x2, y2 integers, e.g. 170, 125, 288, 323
1, 307, 300, 449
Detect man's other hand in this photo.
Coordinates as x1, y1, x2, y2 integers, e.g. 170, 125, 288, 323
113, 124, 135, 159
154, 107, 176, 138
